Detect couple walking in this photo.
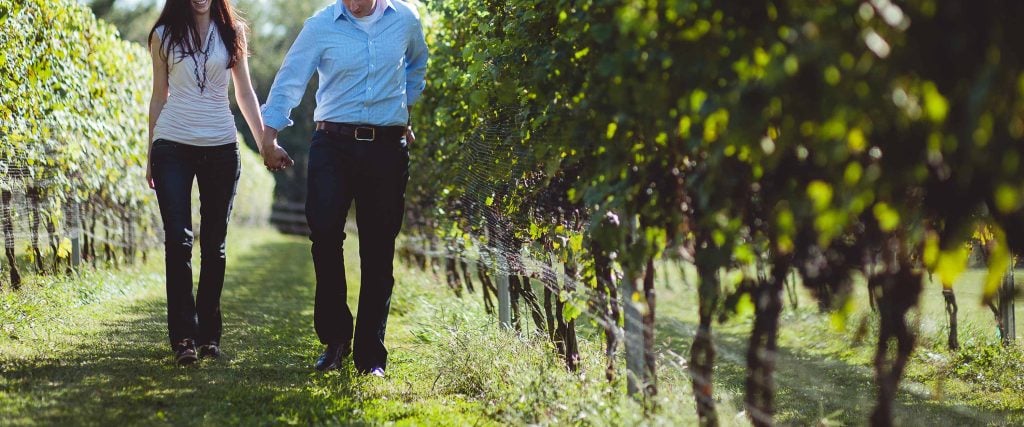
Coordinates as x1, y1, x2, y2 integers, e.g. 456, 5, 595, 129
145, 0, 427, 377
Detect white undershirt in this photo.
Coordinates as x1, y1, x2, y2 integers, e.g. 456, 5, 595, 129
352, 0, 386, 33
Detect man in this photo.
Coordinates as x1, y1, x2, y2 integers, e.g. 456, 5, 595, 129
259, 0, 428, 377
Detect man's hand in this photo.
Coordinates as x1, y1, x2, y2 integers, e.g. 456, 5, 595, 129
263, 143, 295, 172
404, 125, 415, 147
260, 126, 295, 172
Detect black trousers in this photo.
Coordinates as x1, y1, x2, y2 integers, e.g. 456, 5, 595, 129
150, 139, 240, 348
305, 128, 409, 371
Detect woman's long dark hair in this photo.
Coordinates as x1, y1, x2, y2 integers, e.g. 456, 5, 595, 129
148, 0, 245, 69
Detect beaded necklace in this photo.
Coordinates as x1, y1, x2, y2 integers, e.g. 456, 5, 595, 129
190, 24, 216, 95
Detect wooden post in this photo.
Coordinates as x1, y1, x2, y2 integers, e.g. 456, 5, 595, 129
496, 253, 511, 329
70, 200, 81, 270
621, 266, 644, 396
1000, 258, 1016, 345
1, 189, 21, 287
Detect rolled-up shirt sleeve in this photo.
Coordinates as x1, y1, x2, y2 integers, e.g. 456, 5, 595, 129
405, 18, 428, 106
261, 19, 322, 131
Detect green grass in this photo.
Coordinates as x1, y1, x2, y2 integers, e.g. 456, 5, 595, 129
655, 262, 1024, 426
0, 259, 164, 357
0, 229, 715, 426
0, 229, 488, 425
411, 287, 736, 426
3, 229, 1022, 425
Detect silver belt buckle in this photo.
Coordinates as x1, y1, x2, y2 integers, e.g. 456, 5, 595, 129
354, 126, 375, 141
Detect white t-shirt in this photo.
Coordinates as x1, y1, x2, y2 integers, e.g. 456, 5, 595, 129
152, 24, 238, 146
352, 0, 387, 33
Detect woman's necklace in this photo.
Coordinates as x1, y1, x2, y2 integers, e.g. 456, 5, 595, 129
191, 24, 216, 95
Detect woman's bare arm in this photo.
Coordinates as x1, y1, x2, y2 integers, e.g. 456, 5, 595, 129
147, 31, 169, 189
230, 29, 267, 154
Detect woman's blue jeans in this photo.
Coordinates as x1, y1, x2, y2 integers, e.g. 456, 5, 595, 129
151, 139, 240, 348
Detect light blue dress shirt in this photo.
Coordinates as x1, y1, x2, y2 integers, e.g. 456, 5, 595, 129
260, 0, 428, 130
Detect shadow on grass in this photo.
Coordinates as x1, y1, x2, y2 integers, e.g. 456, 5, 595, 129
0, 238, 371, 425
657, 318, 1011, 426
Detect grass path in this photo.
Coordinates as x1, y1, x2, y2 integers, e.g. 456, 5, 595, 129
0, 229, 488, 426
2, 228, 1021, 425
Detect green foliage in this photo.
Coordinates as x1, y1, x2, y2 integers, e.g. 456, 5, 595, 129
1, 0, 277, 275
412, 0, 1024, 420
0, 0, 156, 248
413, 0, 1024, 306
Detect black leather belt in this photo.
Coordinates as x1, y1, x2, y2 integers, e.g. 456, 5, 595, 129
315, 121, 405, 142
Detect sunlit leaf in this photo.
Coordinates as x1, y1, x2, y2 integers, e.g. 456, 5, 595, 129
807, 181, 833, 212
935, 246, 970, 290
922, 81, 949, 123
872, 203, 900, 232
982, 226, 1011, 303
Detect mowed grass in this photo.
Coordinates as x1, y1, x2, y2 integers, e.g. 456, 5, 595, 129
0, 228, 704, 426
0, 228, 487, 426
3, 227, 1022, 426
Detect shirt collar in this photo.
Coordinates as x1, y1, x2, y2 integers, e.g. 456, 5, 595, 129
334, 0, 395, 21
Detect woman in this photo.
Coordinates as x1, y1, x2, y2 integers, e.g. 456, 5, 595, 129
146, 0, 287, 365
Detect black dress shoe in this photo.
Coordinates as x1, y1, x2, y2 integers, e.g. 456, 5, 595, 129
314, 343, 351, 371
174, 339, 198, 365
198, 344, 221, 359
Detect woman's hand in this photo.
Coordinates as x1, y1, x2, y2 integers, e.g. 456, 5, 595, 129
146, 162, 155, 189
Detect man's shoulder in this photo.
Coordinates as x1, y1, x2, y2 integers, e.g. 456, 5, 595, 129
389, 0, 422, 22
305, 4, 337, 26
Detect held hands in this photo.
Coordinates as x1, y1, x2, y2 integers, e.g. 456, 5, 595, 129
262, 142, 295, 172
260, 126, 294, 172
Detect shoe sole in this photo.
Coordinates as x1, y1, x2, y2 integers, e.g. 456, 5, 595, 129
176, 354, 198, 365
314, 362, 341, 372
198, 348, 221, 359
